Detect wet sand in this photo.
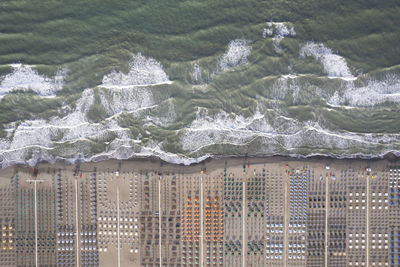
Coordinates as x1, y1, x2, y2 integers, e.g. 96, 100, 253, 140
1, 156, 398, 179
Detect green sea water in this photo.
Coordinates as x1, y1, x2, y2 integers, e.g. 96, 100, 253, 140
0, 0, 399, 166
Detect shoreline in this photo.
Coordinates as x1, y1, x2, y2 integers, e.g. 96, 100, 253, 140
3, 153, 399, 178
2, 150, 400, 170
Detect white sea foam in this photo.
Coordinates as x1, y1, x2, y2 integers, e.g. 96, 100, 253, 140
181, 108, 282, 151
300, 42, 354, 78
0, 71, 173, 167
281, 74, 302, 79
218, 39, 251, 72
0, 87, 150, 166
263, 22, 296, 53
98, 87, 154, 115
88, 140, 211, 166
178, 106, 400, 159
0, 64, 65, 97
101, 53, 171, 88
328, 74, 400, 107
0, 100, 399, 167
270, 76, 304, 102
274, 70, 400, 107
0, 54, 400, 167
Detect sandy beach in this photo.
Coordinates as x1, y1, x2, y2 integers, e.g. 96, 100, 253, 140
0, 156, 399, 266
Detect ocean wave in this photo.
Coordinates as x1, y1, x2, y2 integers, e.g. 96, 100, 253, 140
101, 53, 171, 88
0, 64, 65, 97
1, 103, 398, 168
218, 39, 251, 72
300, 42, 354, 79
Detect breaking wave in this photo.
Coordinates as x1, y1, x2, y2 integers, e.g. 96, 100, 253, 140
300, 42, 354, 79
0, 64, 65, 97
263, 22, 296, 53
218, 39, 251, 72
328, 74, 400, 107
0, 86, 159, 167
0, 44, 399, 168
101, 53, 171, 88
